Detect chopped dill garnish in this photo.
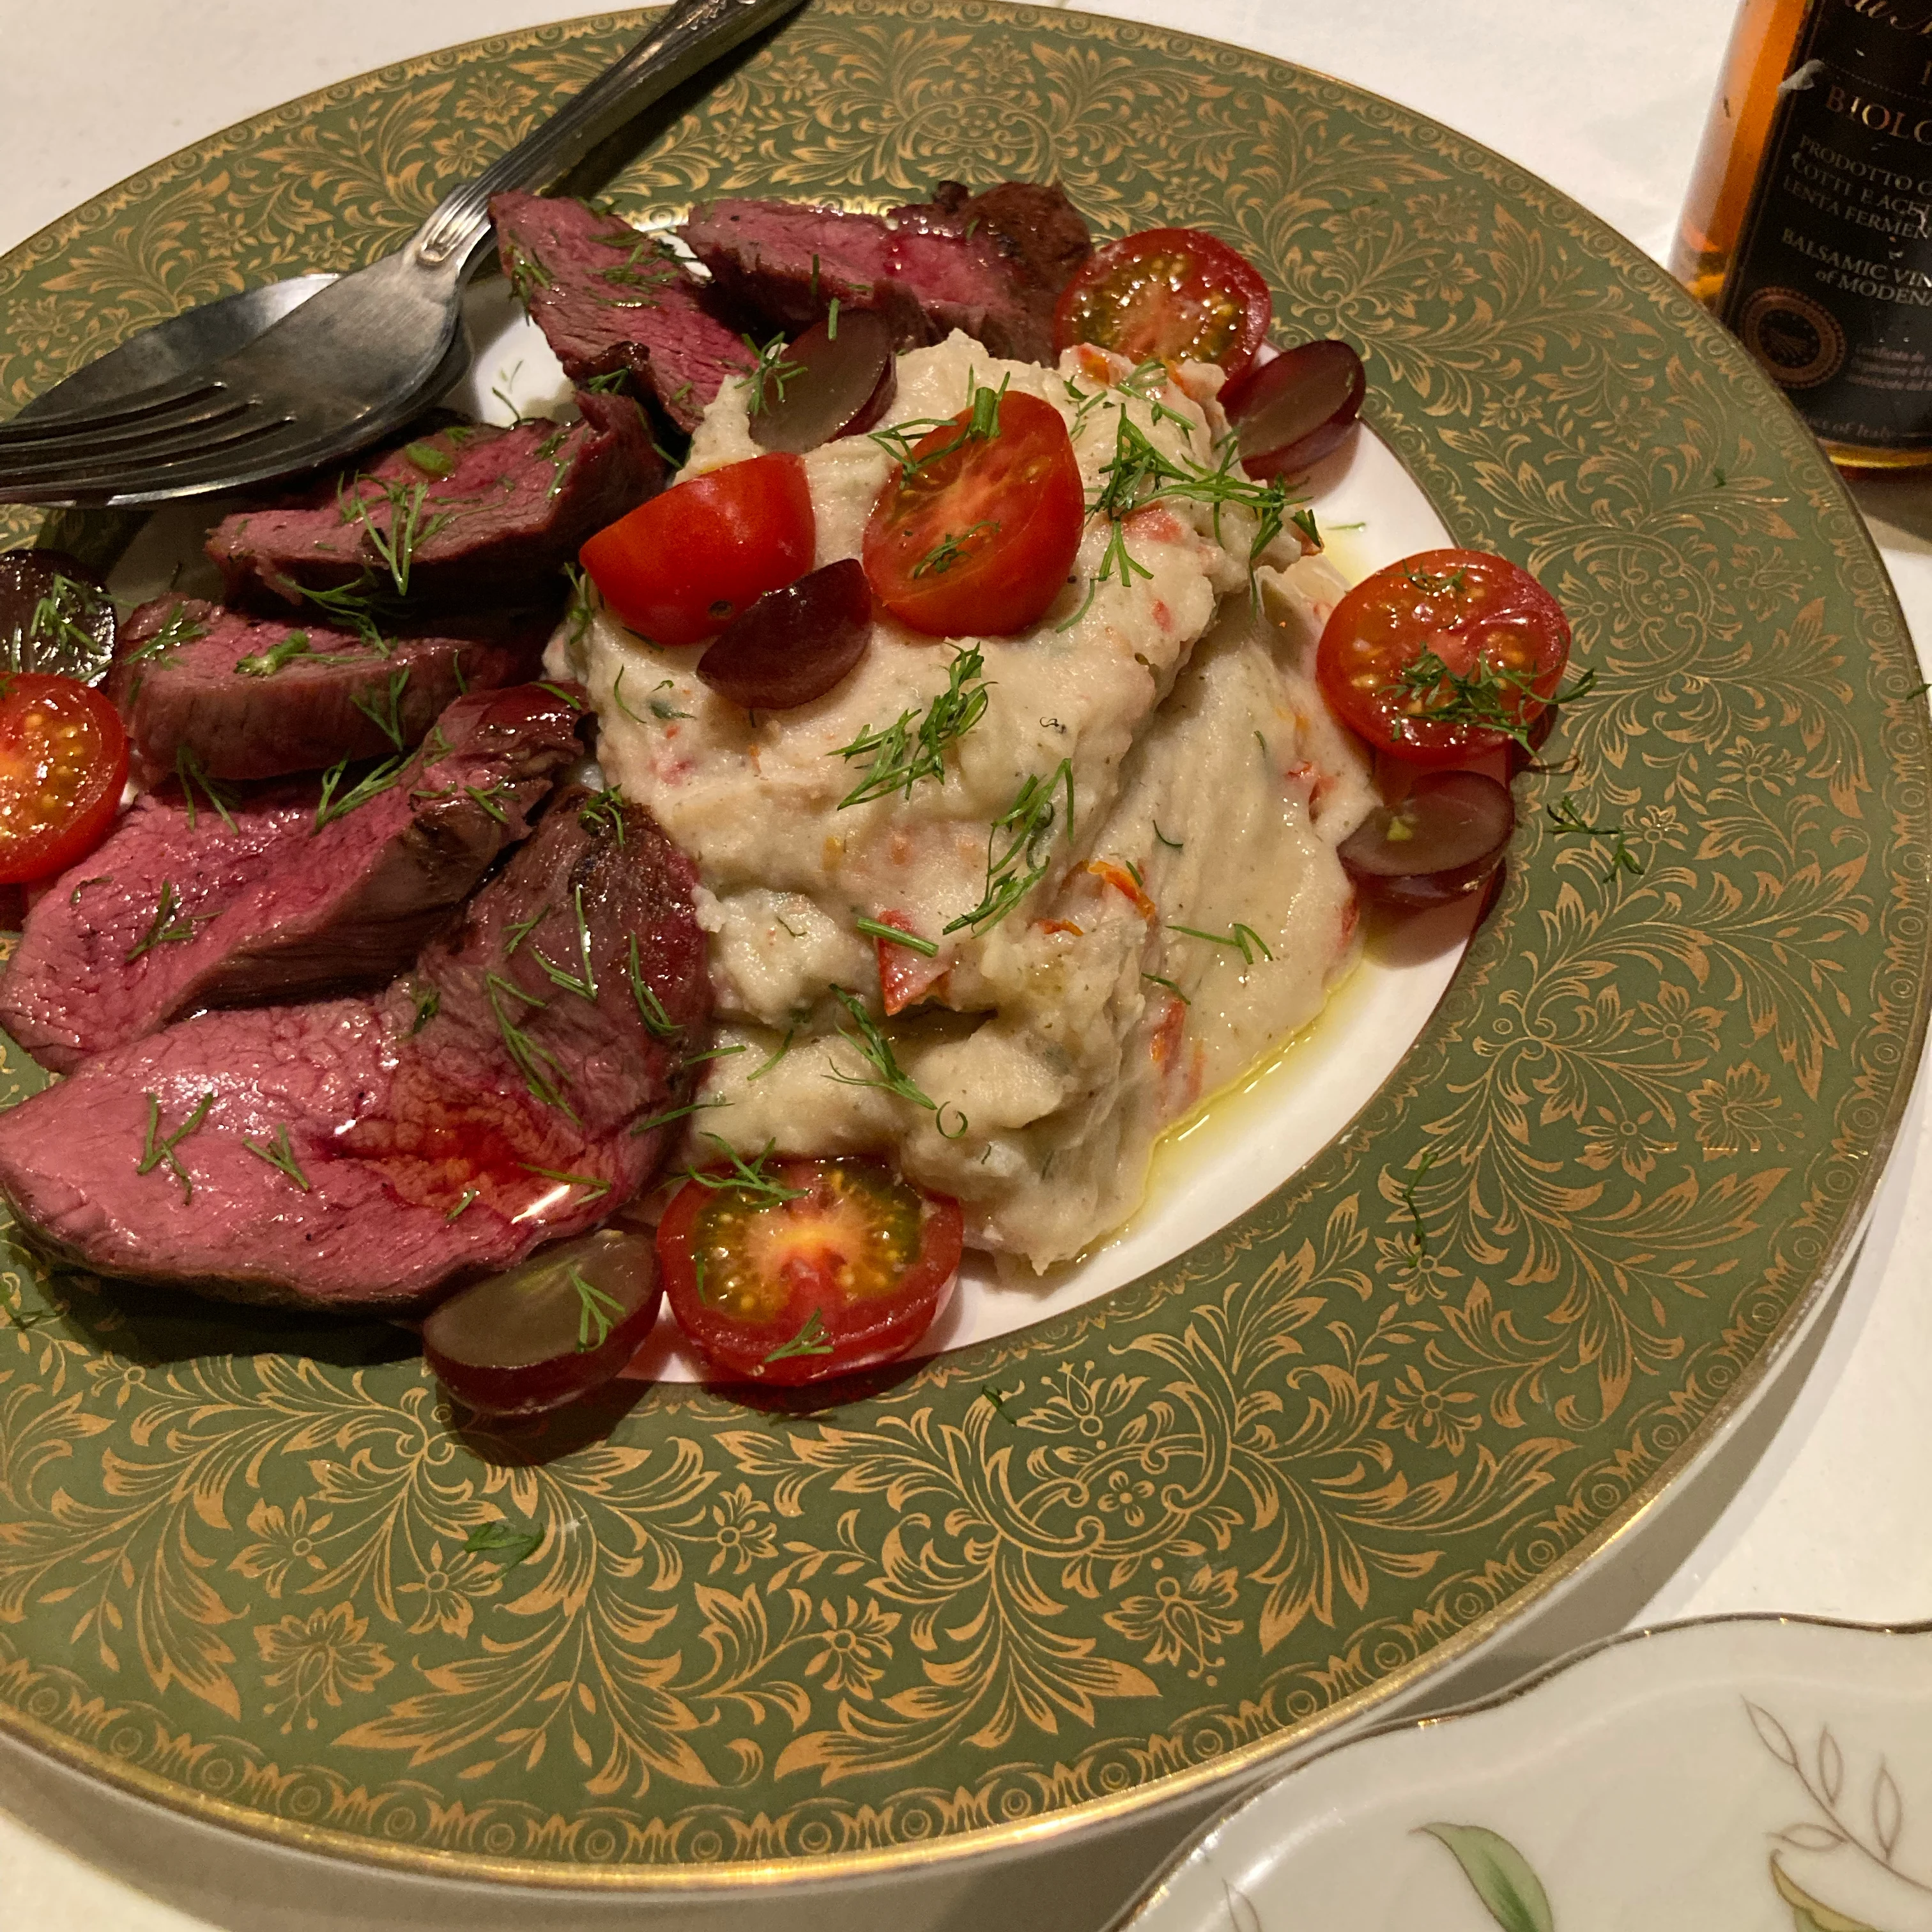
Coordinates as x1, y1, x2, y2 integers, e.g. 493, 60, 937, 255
835, 645, 989, 807
1142, 970, 1190, 1004
485, 972, 578, 1122
502, 236, 554, 310
241, 1124, 310, 1192
910, 520, 999, 579
854, 915, 938, 956
1153, 823, 1183, 851
627, 935, 682, 1041
409, 981, 440, 1034
763, 1309, 834, 1362
121, 602, 208, 666
136, 1090, 216, 1202
569, 1266, 624, 1351
684, 1134, 808, 1206
346, 478, 450, 597
1546, 792, 1645, 880
461, 1521, 542, 1566
312, 751, 410, 831
174, 746, 238, 832
1387, 651, 1596, 754
943, 758, 1073, 937
827, 985, 967, 1137
1168, 921, 1273, 965
518, 1162, 613, 1201
578, 787, 627, 846
747, 1025, 795, 1082
350, 663, 411, 751
125, 881, 198, 961
445, 1188, 479, 1222
530, 885, 599, 1002
741, 331, 806, 417
632, 1096, 728, 1137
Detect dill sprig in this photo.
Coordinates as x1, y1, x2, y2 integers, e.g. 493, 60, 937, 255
461, 1522, 542, 1567
1388, 652, 1595, 753
626, 935, 681, 1040
286, 573, 395, 652
836, 645, 990, 807
486, 972, 578, 1121
174, 746, 238, 832
685, 1134, 808, 1206
741, 331, 806, 417
121, 602, 208, 666
445, 1188, 479, 1222
764, 1310, 834, 1362
502, 237, 554, 309
518, 1162, 613, 1202
530, 885, 599, 1002
125, 881, 197, 961
632, 1096, 728, 1137
910, 520, 999, 579
1546, 792, 1644, 880
855, 914, 938, 956
943, 758, 1073, 937
1168, 920, 1273, 965
578, 787, 628, 847
313, 752, 410, 832
348, 479, 450, 598
1399, 1149, 1437, 1265
350, 663, 412, 751
569, 1267, 624, 1351
136, 1091, 216, 1202
241, 1123, 310, 1192
868, 376, 1008, 475
827, 986, 967, 1137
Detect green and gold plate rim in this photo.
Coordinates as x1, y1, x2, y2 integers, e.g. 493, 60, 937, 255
0, 0, 1927, 1891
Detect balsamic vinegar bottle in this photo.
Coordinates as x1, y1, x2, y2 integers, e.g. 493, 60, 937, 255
1673, 0, 1932, 469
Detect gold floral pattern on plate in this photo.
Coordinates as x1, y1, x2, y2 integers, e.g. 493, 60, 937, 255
0, 0, 1926, 1887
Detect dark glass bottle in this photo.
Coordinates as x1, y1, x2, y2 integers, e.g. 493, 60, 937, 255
1673, 0, 1932, 469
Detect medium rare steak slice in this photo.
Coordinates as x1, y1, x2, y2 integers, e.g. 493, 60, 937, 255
206, 392, 663, 611
0, 792, 708, 1310
891, 181, 1092, 318
0, 684, 582, 1074
489, 191, 756, 434
678, 182, 1091, 364
109, 597, 551, 780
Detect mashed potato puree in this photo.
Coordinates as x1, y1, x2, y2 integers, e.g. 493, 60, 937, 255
550, 334, 1374, 1269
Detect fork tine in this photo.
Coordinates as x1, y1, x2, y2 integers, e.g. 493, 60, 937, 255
0, 392, 268, 473
0, 407, 298, 498
0, 372, 229, 447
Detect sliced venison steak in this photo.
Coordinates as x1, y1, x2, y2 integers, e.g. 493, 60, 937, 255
489, 191, 756, 434
206, 392, 663, 610
0, 791, 709, 1311
893, 181, 1092, 317
678, 181, 1091, 364
0, 684, 583, 1074
109, 597, 551, 781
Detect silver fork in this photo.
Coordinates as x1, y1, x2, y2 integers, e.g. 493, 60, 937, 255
0, 0, 806, 507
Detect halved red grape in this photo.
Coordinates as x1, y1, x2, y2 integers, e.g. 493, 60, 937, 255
696, 558, 871, 710
748, 309, 897, 455
1223, 339, 1365, 481
1338, 769, 1514, 908
0, 550, 115, 684
422, 1227, 662, 1418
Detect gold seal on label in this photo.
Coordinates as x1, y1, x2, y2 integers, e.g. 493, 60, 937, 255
1738, 285, 1847, 389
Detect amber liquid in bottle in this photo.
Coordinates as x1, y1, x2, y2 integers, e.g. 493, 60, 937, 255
1674, 0, 1932, 470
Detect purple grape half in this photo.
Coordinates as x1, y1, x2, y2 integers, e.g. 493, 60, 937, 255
1223, 339, 1366, 481
697, 558, 871, 710
748, 309, 897, 456
1338, 769, 1515, 908
423, 1227, 662, 1419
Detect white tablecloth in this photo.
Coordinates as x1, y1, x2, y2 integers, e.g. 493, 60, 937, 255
4, 3, 1929, 1926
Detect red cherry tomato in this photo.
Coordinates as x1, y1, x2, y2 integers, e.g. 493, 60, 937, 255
862, 389, 1084, 639
1315, 549, 1573, 767
1052, 227, 1273, 382
580, 452, 815, 648
657, 1157, 962, 1386
0, 673, 127, 884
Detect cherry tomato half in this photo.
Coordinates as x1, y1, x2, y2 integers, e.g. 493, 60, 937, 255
580, 452, 815, 648
0, 673, 128, 884
862, 389, 1084, 638
658, 1157, 962, 1386
1315, 549, 1573, 767
1052, 227, 1273, 381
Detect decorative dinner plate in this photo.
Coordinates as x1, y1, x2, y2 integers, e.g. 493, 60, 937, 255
0, 0, 1925, 1892
1115, 1613, 1932, 1932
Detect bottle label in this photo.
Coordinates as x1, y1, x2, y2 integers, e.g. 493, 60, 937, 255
1721, 0, 1932, 450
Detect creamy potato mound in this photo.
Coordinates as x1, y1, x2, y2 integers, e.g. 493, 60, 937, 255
549, 334, 1373, 1270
